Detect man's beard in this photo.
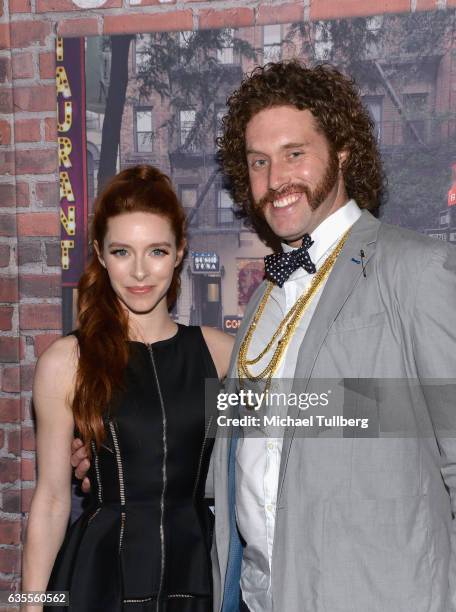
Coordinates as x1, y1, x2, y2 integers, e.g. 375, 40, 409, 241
253, 148, 340, 214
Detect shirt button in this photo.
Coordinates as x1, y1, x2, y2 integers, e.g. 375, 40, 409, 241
266, 504, 273, 512
267, 442, 274, 450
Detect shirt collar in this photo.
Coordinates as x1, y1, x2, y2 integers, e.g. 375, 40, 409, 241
282, 199, 362, 267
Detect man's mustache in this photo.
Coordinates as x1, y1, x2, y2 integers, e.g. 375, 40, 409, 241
255, 184, 310, 210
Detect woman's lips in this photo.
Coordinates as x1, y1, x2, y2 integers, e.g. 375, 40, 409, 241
126, 286, 153, 294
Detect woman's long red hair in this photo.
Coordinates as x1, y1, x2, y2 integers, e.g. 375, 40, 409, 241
73, 165, 186, 447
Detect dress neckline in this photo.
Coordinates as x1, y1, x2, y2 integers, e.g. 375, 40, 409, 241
129, 323, 183, 348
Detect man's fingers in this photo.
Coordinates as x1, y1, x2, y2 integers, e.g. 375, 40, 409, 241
70, 445, 89, 468
71, 438, 84, 453
81, 477, 91, 494
74, 458, 90, 480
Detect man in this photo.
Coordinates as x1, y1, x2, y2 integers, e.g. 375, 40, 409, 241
73, 61, 456, 611
208, 61, 456, 612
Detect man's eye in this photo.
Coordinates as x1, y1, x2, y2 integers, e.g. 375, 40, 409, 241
289, 151, 302, 159
110, 248, 128, 257
251, 159, 267, 168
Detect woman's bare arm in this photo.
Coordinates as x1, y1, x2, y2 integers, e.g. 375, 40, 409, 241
22, 335, 78, 603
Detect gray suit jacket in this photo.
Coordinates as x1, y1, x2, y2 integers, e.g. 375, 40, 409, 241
209, 210, 456, 612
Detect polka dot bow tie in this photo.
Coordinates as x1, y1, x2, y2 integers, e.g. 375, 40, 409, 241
264, 234, 317, 287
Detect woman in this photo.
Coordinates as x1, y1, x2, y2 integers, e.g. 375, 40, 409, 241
22, 165, 234, 611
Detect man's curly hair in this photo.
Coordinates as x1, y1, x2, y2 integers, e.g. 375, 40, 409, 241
217, 60, 385, 244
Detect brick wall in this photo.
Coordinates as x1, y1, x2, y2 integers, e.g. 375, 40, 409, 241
0, 0, 447, 594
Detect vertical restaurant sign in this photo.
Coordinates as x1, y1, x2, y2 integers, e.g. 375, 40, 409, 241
56, 36, 88, 286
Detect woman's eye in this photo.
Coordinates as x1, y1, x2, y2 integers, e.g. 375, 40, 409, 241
110, 248, 128, 257
151, 248, 167, 256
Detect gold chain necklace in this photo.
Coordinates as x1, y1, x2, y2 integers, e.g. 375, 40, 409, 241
238, 229, 351, 389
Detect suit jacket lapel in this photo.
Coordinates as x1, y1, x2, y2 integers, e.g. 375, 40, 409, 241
276, 210, 381, 503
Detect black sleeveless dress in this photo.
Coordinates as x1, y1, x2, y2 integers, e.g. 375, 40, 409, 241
47, 325, 218, 612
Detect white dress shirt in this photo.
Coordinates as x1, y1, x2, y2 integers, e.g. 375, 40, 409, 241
235, 200, 362, 611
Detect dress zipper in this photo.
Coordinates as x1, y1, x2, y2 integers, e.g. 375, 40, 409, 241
109, 420, 127, 552
148, 344, 168, 612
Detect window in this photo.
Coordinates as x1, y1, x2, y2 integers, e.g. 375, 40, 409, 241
363, 96, 383, 143
134, 108, 153, 153
217, 189, 234, 224
180, 110, 196, 149
178, 31, 199, 66
180, 185, 198, 224
102, 50, 111, 83
314, 22, 333, 61
403, 93, 428, 144
366, 15, 383, 32
263, 25, 281, 63
134, 34, 152, 73
179, 31, 193, 48
217, 28, 234, 64
180, 185, 198, 210
215, 108, 226, 139
440, 210, 450, 226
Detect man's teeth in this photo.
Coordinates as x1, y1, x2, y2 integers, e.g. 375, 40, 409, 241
272, 194, 300, 208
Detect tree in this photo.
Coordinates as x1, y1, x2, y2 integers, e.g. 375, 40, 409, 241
96, 28, 255, 214
135, 29, 255, 155
285, 10, 456, 228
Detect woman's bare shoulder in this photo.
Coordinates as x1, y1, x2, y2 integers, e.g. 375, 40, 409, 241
36, 334, 78, 369
33, 335, 79, 400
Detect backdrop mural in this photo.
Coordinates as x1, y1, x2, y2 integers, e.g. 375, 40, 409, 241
58, 9, 456, 337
